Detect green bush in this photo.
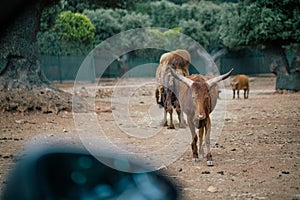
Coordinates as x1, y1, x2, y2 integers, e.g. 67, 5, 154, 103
54, 11, 95, 43
38, 11, 95, 56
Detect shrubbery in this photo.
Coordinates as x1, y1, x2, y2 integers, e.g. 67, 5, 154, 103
38, 11, 95, 55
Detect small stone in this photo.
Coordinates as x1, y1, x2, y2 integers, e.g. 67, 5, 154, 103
207, 160, 214, 166
15, 119, 26, 124
217, 171, 224, 175
63, 128, 68, 133
207, 186, 218, 193
224, 117, 231, 121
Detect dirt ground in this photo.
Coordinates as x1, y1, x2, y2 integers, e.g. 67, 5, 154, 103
0, 74, 299, 199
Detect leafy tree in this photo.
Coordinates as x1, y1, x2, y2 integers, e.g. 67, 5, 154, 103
121, 12, 151, 30
61, 0, 142, 11
219, 0, 300, 91
180, 19, 209, 49
84, 8, 151, 47
179, 1, 222, 51
60, 0, 97, 13
83, 9, 122, 45
135, 0, 181, 28
39, 2, 61, 31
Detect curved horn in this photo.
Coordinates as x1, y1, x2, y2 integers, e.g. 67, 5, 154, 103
206, 68, 234, 88
168, 66, 193, 87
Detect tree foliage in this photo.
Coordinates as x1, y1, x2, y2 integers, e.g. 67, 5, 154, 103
83, 8, 151, 46
83, 9, 122, 45
38, 0, 300, 60
54, 11, 95, 43
38, 10, 95, 55
135, 0, 181, 28
219, 0, 300, 48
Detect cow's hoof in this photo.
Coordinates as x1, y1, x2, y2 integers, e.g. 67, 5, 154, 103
192, 158, 199, 162
179, 124, 186, 128
207, 160, 214, 166
162, 122, 168, 127
167, 125, 175, 129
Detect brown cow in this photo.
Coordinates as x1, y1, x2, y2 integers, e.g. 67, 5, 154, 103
169, 67, 234, 166
231, 74, 249, 99
155, 49, 190, 129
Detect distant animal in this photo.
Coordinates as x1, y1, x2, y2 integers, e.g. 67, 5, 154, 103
155, 49, 190, 129
169, 67, 234, 166
231, 74, 249, 99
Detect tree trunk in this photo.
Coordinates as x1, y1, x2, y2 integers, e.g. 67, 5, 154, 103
263, 43, 300, 91
0, 3, 49, 89
0, 3, 72, 113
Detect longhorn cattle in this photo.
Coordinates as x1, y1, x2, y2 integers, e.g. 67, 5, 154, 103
169, 67, 234, 166
231, 74, 249, 99
155, 49, 190, 129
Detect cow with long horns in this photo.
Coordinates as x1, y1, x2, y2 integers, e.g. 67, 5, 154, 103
169, 67, 234, 166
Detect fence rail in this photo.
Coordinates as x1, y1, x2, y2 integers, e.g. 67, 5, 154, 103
40, 50, 285, 82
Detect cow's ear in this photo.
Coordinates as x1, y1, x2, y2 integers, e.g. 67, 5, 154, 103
207, 82, 219, 91
232, 81, 239, 85
168, 66, 193, 87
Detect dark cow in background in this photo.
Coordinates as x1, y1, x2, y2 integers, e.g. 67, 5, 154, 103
231, 74, 249, 99
155, 49, 190, 129
169, 67, 234, 166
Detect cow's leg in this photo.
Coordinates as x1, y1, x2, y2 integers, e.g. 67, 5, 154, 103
205, 117, 213, 166
165, 89, 175, 129
162, 109, 168, 127
180, 112, 187, 128
155, 88, 160, 104
175, 100, 186, 128
232, 89, 235, 99
167, 108, 175, 129
244, 89, 247, 99
187, 117, 198, 161
178, 110, 187, 128
237, 90, 240, 99
198, 126, 205, 158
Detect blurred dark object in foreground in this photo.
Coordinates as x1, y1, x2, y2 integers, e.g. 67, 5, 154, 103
2, 146, 179, 200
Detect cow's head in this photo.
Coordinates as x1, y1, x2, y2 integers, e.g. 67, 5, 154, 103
187, 75, 211, 127
231, 80, 239, 90
169, 67, 233, 128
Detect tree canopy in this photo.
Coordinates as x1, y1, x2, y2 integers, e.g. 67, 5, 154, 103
219, 0, 300, 48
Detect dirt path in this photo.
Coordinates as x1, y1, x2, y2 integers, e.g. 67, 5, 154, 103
0, 74, 299, 199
